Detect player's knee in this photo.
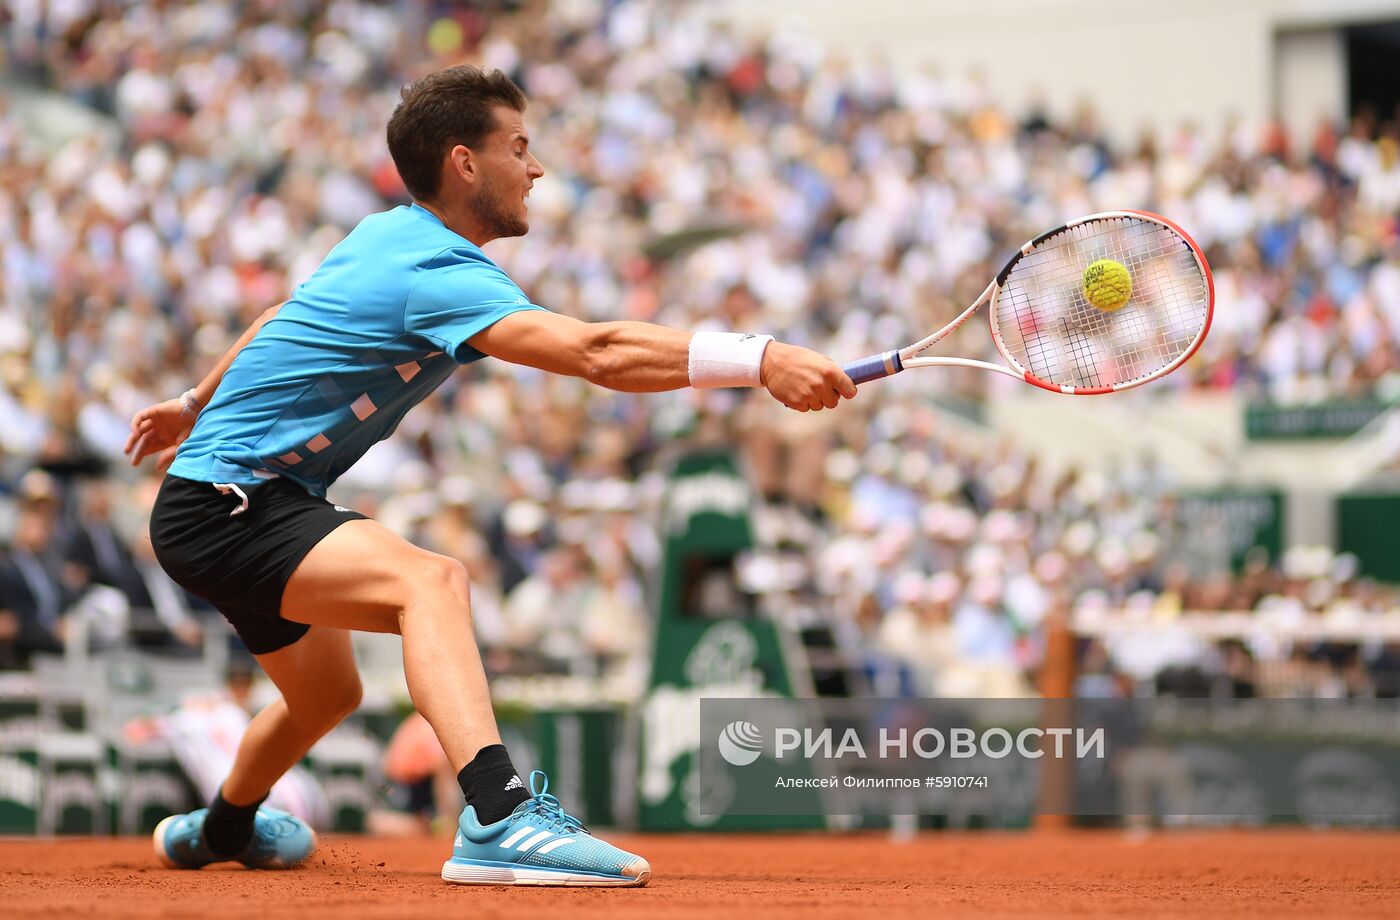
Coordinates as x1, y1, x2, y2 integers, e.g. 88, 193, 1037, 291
332, 678, 363, 720
315, 676, 361, 727
289, 675, 361, 731
406, 553, 471, 611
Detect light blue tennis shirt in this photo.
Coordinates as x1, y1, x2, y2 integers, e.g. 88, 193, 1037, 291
170, 203, 544, 496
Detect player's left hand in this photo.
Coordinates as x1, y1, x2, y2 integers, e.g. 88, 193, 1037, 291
124, 397, 195, 471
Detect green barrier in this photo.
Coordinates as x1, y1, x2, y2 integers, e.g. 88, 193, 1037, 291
0, 675, 41, 739
0, 745, 40, 834
1074, 702, 1400, 827
0, 677, 43, 834
1337, 493, 1400, 584
1246, 401, 1392, 441
1175, 490, 1284, 571
36, 734, 106, 835
111, 739, 193, 834
528, 707, 622, 826
308, 733, 381, 833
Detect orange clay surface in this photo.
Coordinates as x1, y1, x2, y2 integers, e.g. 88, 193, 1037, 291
1, 830, 1398, 919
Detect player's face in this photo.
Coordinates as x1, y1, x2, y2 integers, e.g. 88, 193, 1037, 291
468, 106, 544, 240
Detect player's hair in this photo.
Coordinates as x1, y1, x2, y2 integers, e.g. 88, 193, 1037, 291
387, 65, 528, 201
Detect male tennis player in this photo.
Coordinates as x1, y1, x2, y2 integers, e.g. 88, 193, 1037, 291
125, 66, 855, 887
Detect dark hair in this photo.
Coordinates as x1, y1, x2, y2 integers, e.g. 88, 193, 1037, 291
386, 66, 527, 201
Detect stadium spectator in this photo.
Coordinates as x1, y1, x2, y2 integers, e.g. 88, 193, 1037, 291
0, 472, 71, 667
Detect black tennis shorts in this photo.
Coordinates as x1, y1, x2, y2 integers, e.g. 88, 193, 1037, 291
150, 475, 367, 655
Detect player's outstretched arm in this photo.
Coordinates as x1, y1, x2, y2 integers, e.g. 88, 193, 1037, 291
467, 311, 856, 411
124, 302, 285, 467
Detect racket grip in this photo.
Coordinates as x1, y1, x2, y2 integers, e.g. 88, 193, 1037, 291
841, 351, 904, 385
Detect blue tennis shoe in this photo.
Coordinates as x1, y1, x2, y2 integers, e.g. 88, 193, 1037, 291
153, 806, 317, 870
442, 771, 650, 887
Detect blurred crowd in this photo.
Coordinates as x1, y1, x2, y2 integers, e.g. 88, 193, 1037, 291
1, 0, 1399, 698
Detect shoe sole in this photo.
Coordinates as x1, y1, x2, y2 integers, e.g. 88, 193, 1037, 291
441, 858, 650, 887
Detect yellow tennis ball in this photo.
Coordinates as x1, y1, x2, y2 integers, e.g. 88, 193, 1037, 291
1082, 258, 1133, 311
427, 17, 465, 56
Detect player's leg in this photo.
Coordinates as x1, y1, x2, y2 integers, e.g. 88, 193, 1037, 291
279, 518, 650, 886
155, 627, 357, 870
278, 518, 499, 773
213, 626, 362, 826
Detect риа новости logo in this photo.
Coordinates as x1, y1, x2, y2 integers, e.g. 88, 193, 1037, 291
718, 721, 763, 766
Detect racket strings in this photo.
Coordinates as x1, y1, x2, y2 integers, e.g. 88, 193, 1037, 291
1006, 221, 1203, 386
996, 217, 1208, 389
1018, 224, 1197, 385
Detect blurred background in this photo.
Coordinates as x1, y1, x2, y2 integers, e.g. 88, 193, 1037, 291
1, 0, 1399, 836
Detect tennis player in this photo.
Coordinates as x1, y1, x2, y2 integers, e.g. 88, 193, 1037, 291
126, 65, 855, 887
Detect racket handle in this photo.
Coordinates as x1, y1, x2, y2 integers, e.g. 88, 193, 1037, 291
841, 351, 904, 385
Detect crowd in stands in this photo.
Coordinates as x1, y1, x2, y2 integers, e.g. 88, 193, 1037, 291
1, 0, 1398, 698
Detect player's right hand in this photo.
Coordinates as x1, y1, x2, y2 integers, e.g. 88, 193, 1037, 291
124, 397, 196, 471
760, 342, 857, 412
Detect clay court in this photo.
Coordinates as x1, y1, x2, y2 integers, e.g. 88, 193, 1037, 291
2, 831, 1398, 919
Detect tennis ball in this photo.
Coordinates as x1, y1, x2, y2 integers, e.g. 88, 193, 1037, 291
427, 17, 465, 55
1082, 258, 1132, 311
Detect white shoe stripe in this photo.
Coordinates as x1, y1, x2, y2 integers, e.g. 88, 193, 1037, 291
500, 827, 536, 849
535, 838, 577, 855
517, 830, 554, 851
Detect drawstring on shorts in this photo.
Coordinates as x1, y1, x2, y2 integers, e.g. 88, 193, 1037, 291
213, 482, 250, 516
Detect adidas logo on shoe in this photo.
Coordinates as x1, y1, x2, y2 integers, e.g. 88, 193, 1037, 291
504, 775, 523, 792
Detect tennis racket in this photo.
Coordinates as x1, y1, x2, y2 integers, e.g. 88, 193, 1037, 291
841, 210, 1213, 394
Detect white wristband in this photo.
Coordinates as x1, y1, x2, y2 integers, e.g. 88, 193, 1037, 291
688, 332, 773, 388
179, 388, 202, 417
